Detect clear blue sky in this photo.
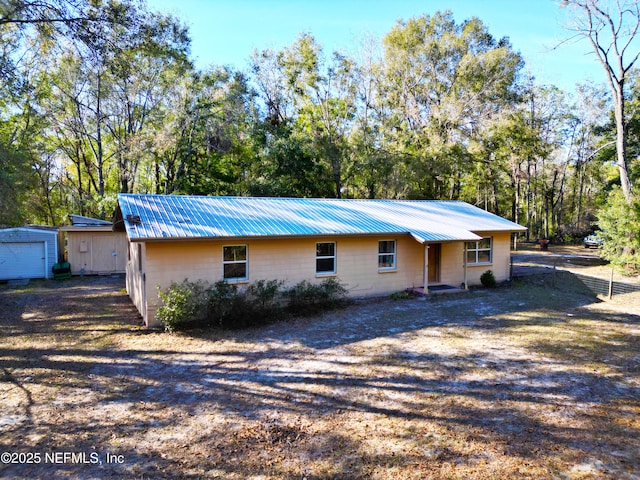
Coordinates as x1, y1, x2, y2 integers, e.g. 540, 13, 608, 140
146, 0, 605, 93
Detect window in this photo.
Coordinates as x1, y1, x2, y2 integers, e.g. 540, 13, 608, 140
378, 240, 396, 270
223, 245, 248, 280
466, 237, 492, 264
316, 242, 336, 274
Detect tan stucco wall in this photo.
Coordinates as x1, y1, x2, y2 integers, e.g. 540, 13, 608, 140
437, 231, 512, 287
134, 235, 425, 327
126, 241, 146, 320
465, 231, 512, 285
66, 231, 128, 274
127, 231, 515, 327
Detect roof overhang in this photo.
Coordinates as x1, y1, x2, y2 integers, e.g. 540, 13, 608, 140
0, 227, 58, 235
127, 230, 488, 244
409, 231, 482, 244
59, 225, 116, 232
126, 230, 422, 243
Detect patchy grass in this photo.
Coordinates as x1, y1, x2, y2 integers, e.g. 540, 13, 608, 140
0, 275, 638, 479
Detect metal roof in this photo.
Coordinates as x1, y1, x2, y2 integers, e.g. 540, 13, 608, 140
68, 214, 112, 226
117, 194, 526, 243
58, 214, 114, 232
0, 227, 59, 237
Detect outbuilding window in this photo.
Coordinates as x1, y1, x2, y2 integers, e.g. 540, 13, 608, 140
378, 240, 396, 270
223, 245, 248, 281
316, 242, 336, 274
466, 237, 492, 264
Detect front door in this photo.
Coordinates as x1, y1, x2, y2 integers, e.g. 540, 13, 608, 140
428, 243, 441, 283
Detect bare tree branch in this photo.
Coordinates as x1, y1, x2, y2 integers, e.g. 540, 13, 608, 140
560, 0, 639, 202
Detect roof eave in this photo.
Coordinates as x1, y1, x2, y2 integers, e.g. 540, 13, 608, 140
126, 230, 487, 243
471, 226, 528, 234
128, 231, 408, 242
59, 225, 114, 232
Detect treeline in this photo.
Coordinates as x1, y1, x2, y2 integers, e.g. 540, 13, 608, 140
1, 0, 638, 244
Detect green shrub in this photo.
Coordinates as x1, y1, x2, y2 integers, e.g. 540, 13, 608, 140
157, 278, 347, 332
284, 278, 348, 315
390, 289, 420, 300
212, 279, 285, 330
480, 269, 497, 288
208, 280, 243, 329
283, 280, 319, 315
390, 291, 410, 300
246, 279, 284, 312
156, 280, 210, 332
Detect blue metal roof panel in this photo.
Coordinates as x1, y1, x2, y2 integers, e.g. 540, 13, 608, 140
117, 194, 525, 243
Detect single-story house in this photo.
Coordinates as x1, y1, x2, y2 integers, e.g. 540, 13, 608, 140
115, 194, 527, 327
0, 227, 59, 280
58, 215, 128, 275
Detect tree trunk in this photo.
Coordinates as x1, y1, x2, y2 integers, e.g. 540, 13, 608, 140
96, 73, 105, 199
613, 85, 633, 202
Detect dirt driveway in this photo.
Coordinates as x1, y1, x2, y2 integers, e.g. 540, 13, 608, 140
1, 274, 639, 479
512, 243, 640, 283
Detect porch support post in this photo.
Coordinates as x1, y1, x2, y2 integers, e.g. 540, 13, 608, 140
423, 244, 429, 294
463, 242, 468, 290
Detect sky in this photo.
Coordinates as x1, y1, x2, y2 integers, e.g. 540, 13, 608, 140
145, 0, 607, 93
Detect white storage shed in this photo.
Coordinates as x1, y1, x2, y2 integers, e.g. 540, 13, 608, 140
0, 227, 59, 280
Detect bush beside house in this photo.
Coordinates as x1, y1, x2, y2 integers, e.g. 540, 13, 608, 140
157, 278, 348, 332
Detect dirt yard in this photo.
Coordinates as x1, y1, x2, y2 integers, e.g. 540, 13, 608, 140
1, 268, 639, 479
512, 243, 640, 285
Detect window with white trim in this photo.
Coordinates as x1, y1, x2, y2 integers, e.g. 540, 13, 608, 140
316, 242, 336, 274
223, 245, 248, 280
466, 237, 492, 264
378, 240, 396, 270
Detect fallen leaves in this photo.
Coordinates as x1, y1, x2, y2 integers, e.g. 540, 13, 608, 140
1, 275, 638, 479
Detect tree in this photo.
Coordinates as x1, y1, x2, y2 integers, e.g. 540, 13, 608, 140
348, 35, 404, 199
44, 1, 190, 217
0, 1, 130, 69
166, 67, 257, 196
102, 9, 191, 194
561, 0, 640, 203
597, 187, 640, 273
0, 0, 135, 221
250, 34, 353, 198
1, 0, 103, 27
49, 51, 111, 215
0, 140, 36, 225
627, 71, 640, 181
381, 11, 523, 200
563, 82, 611, 235
0, 24, 49, 225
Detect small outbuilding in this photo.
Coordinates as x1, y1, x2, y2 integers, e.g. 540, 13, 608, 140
0, 227, 59, 280
59, 215, 128, 275
116, 194, 527, 327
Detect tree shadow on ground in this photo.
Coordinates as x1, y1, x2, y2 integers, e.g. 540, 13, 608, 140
0, 276, 638, 479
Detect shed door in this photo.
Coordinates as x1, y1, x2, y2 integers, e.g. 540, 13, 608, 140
0, 242, 46, 280
91, 235, 116, 273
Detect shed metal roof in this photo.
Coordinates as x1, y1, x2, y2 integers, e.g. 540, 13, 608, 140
0, 227, 59, 238
68, 214, 112, 226
117, 194, 526, 243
